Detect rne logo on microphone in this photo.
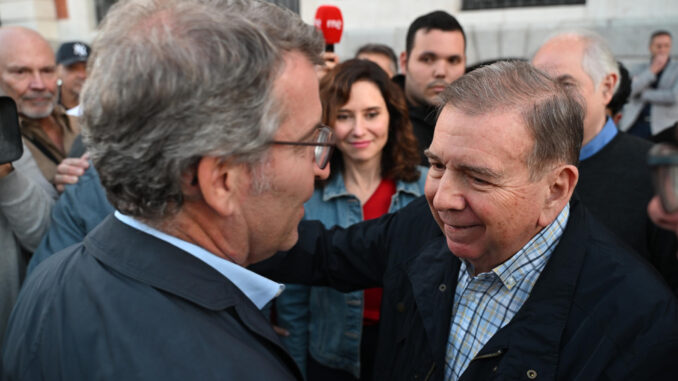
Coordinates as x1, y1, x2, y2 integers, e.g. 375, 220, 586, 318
326, 19, 342, 30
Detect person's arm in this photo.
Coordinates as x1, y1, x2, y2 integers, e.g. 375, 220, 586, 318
629, 67, 658, 98
251, 196, 439, 291
639, 70, 678, 106
275, 284, 311, 379
0, 163, 54, 252
28, 166, 114, 274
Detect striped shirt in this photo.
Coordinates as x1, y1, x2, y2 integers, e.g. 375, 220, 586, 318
444, 204, 570, 381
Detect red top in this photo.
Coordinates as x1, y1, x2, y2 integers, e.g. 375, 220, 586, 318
362, 178, 396, 325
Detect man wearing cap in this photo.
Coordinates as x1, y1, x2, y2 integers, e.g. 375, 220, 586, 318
56, 41, 90, 112
0, 27, 88, 194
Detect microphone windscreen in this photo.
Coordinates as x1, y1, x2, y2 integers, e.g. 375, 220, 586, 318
314, 5, 343, 45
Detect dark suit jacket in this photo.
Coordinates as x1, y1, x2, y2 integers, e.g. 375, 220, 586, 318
254, 197, 678, 380
2, 216, 302, 381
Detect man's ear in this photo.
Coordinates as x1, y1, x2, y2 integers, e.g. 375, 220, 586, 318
600, 72, 618, 105
399, 51, 409, 75
195, 156, 245, 217
538, 164, 579, 227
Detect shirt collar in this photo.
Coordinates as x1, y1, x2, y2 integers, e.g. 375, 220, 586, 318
579, 117, 618, 161
322, 170, 424, 201
114, 211, 284, 309
460, 203, 570, 290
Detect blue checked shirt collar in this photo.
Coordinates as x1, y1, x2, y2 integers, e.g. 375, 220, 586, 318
445, 203, 570, 381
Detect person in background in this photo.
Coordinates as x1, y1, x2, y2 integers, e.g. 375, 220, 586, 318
276, 59, 426, 381
394, 10, 467, 165
0, 27, 88, 194
533, 31, 678, 293
0, 146, 53, 346
56, 41, 90, 111
620, 30, 678, 138
356, 43, 399, 78
606, 61, 631, 125
2, 0, 332, 379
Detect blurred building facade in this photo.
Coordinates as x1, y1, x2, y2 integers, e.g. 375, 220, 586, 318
0, 0, 676, 71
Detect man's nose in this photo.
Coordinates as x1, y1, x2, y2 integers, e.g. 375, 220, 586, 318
432, 60, 447, 79
29, 72, 49, 90
433, 172, 466, 211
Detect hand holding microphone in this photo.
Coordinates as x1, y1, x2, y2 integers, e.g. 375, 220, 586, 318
314, 5, 343, 77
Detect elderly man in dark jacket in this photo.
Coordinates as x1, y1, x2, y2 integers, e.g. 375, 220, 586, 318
255, 61, 678, 380
1, 0, 334, 380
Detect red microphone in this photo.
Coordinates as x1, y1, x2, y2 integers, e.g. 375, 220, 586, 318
314, 5, 343, 52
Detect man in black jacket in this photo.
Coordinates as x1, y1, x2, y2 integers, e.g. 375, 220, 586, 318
393, 11, 466, 165
256, 61, 678, 380
533, 31, 678, 294
2, 0, 334, 379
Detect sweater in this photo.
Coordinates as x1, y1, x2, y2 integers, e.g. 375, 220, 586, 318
576, 131, 678, 292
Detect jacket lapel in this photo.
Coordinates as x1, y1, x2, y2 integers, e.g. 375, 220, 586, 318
405, 237, 461, 363
86, 215, 302, 379
463, 199, 589, 379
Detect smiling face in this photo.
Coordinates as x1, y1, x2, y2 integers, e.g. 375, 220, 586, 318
401, 29, 466, 108
424, 105, 552, 274
333, 80, 389, 169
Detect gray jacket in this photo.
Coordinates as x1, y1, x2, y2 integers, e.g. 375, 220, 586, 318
0, 147, 53, 345
620, 59, 678, 135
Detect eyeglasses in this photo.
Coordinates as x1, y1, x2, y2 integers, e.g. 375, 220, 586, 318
648, 143, 678, 213
269, 124, 335, 170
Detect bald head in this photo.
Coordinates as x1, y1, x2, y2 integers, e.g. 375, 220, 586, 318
532, 32, 619, 146
0, 26, 57, 119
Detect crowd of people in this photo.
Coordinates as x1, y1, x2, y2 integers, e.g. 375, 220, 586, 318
0, 0, 677, 379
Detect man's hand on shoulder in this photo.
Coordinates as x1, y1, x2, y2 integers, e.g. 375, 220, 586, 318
54, 153, 90, 193
0, 163, 13, 179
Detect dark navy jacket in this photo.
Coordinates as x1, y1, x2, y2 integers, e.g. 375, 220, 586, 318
2, 216, 302, 380
254, 196, 678, 381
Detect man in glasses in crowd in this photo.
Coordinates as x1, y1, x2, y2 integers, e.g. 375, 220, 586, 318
2, 0, 334, 379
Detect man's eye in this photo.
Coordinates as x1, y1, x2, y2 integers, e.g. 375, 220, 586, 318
470, 176, 490, 186
420, 56, 434, 64
429, 162, 445, 171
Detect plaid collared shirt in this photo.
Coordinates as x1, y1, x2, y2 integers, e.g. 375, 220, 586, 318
444, 204, 570, 381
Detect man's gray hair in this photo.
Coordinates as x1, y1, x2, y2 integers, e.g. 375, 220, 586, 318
81, 0, 323, 220
440, 60, 584, 179
549, 31, 620, 93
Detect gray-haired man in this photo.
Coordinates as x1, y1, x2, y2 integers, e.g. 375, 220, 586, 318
2, 0, 333, 379
533, 32, 678, 293
254, 60, 678, 380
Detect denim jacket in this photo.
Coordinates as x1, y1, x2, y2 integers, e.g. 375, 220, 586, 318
276, 167, 427, 379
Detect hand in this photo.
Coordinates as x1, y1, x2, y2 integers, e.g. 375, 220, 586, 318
317, 52, 339, 79
272, 324, 289, 337
54, 153, 90, 193
650, 53, 669, 74
0, 163, 13, 179
648, 195, 678, 235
